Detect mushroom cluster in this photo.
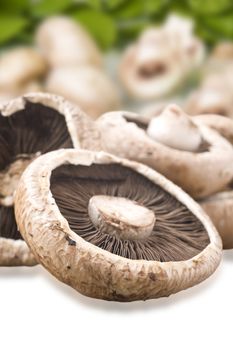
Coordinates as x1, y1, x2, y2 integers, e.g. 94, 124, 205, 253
15, 149, 221, 301
0, 16, 121, 119
0, 92, 83, 265
120, 15, 205, 100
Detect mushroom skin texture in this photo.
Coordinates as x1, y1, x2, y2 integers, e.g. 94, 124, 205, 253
95, 105, 233, 199
0, 47, 47, 91
36, 16, 102, 68
119, 15, 205, 100
15, 149, 222, 301
45, 66, 121, 119
0, 92, 85, 266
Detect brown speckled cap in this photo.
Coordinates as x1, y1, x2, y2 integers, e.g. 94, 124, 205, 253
15, 149, 222, 301
0, 92, 85, 266
95, 106, 233, 199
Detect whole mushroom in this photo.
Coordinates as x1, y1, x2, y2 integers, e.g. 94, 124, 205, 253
119, 15, 205, 100
0, 47, 47, 99
94, 105, 233, 199
36, 16, 102, 68
0, 92, 85, 266
45, 66, 121, 119
15, 149, 222, 301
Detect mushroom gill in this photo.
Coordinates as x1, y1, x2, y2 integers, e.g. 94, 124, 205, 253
0, 98, 73, 243
51, 163, 210, 262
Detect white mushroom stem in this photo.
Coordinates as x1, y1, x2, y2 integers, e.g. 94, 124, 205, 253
88, 195, 156, 240
147, 104, 203, 152
0, 153, 40, 206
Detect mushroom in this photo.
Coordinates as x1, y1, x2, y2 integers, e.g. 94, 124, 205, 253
45, 66, 121, 119
193, 114, 233, 249
36, 16, 102, 68
185, 65, 233, 118
95, 105, 233, 199
210, 42, 233, 63
14, 149, 222, 301
119, 14, 205, 99
0, 92, 84, 266
0, 47, 47, 93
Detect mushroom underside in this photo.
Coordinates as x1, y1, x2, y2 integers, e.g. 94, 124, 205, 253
51, 163, 210, 262
0, 101, 73, 241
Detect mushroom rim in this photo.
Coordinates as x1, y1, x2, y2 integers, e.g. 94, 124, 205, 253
104, 112, 233, 156
0, 92, 85, 266
15, 148, 222, 269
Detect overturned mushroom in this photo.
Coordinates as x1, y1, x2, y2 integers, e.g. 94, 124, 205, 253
0, 47, 47, 94
0, 92, 83, 266
36, 16, 102, 68
119, 15, 205, 99
45, 66, 121, 119
15, 149, 221, 301
194, 114, 233, 249
95, 105, 233, 199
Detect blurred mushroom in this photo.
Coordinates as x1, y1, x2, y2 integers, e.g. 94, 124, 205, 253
45, 66, 121, 119
119, 15, 205, 99
15, 149, 221, 301
185, 65, 233, 117
0, 92, 83, 266
95, 105, 233, 199
36, 16, 102, 68
0, 47, 47, 92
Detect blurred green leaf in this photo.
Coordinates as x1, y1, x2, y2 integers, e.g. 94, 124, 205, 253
188, 0, 232, 15
31, 0, 73, 17
204, 15, 233, 38
73, 9, 117, 49
113, 0, 145, 19
87, 0, 102, 9
0, 0, 29, 13
145, 0, 169, 14
104, 0, 125, 10
0, 15, 28, 44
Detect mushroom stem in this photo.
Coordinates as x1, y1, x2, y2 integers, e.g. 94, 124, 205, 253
147, 104, 203, 152
88, 195, 156, 240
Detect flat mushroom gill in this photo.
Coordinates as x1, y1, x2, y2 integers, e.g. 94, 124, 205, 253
51, 163, 210, 262
0, 101, 73, 241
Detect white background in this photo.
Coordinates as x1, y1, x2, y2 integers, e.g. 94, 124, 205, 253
0, 250, 232, 350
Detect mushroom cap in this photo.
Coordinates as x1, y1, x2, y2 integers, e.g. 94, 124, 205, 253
96, 106, 233, 199
0, 92, 86, 266
119, 15, 205, 99
14, 149, 222, 301
193, 114, 233, 144
45, 65, 121, 119
211, 42, 233, 61
36, 16, 102, 68
0, 47, 47, 90
200, 191, 233, 249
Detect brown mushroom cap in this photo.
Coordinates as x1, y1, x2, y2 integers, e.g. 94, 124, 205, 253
36, 16, 102, 68
0, 92, 84, 266
15, 149, 221, 301
119, 15, 205, 99
96, 106, 233, 199
0, 47, 47, 91
45, 66, 121, 119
